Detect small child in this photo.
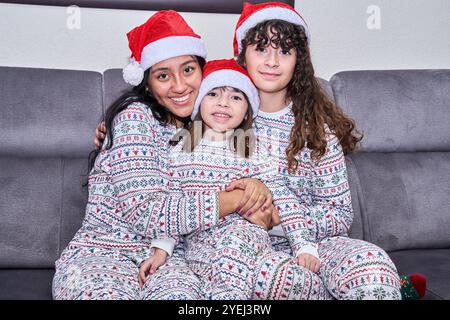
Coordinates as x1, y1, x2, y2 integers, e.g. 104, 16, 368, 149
139, 59, 319, 299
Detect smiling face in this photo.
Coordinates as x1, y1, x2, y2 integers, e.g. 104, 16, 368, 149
244, 40, 297, 96
200, 86, 249, 134
147, 55, 203, 122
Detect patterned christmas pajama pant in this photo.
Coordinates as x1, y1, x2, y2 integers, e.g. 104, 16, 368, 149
53, 235, 400, 300
184, 216, 330, 300
185, 216, 271, 299
255, 235, 402, 300
52, 244, 203, 300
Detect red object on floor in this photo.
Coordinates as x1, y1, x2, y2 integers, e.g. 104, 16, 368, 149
410, 273, 427, 298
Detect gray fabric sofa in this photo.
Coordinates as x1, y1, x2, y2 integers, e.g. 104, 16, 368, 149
1, 67, 449, 300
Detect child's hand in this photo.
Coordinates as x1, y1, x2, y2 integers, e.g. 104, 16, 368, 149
138, 248, 168, 288
244, 205, 273, 229
226, 178, 273, 217
244, 204, 281, 230
296, 253, 320, 273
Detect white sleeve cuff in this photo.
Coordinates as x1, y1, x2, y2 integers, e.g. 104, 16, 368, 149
150, 238, 176, 257
295, 244, 319, 260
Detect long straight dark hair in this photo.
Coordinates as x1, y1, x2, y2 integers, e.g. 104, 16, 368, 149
86, 56, 206, 176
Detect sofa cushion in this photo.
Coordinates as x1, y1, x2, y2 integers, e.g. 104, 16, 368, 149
318, 77, 333, 100
0, 157, 87, 268
0, 67, 103, 157
60, 159, 90, 252
103, 69, 132, 111
0, 269, 54, 300
348, 152, 450, 251
389, 249, 450, 300
346, 157, 364, 240
330, 70, 450, 152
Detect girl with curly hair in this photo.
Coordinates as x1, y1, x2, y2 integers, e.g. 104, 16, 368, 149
228, 1, 424, 300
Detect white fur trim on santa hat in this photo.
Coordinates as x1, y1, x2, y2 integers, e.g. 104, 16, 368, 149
123, 58, 145, 86
236, 7, 310, 54
140, 36, 207, 71
191, 69, 260, 120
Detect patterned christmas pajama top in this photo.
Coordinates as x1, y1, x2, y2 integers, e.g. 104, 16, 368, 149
251, 103, 402, 300
53, 102, 220, 299
165, 136, 319, 299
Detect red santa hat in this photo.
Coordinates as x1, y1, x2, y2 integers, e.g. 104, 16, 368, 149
123, 10, 207, 86
191, 59, 260, 120
233, 2, 311, 56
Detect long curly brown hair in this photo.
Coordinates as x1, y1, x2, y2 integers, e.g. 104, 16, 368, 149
237, 20, 362, 172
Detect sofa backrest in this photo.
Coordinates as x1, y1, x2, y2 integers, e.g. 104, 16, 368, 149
331, 70, 450, 251
103, 69, 133, 111
331, 70, 450, 152
0, 67, 103, 268
0, 67, 104, 157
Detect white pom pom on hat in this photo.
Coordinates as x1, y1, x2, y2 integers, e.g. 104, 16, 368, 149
122, 58, 144, 87
122, 10, 207, 86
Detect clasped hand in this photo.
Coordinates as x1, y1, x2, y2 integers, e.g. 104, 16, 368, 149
226, 178, 281, 230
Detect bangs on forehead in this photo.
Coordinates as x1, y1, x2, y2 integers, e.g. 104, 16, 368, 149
211, 86, 244, 94
248, 20, 297, 51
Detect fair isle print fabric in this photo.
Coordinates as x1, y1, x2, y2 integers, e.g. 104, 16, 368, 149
255, 236, 401, 300
253, 246, 333, 300
168, 137, 319, 299
185, 216, 271, 299
53, 102, 216, 299
53, 243, 203, 299
255, 105, 353, 242
53, 246, 141, 299
253, 103, 401, 299
53, 101, 401, 300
